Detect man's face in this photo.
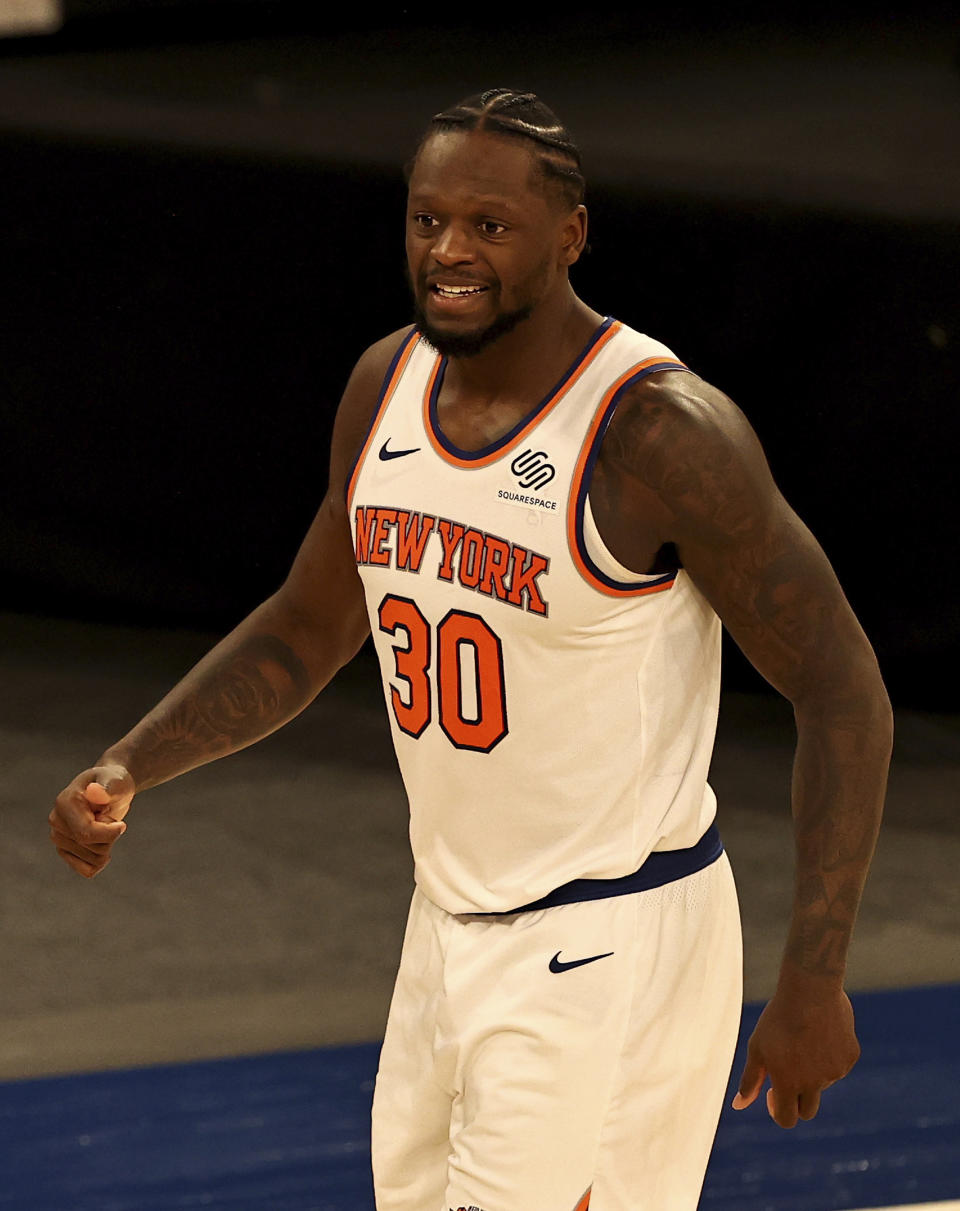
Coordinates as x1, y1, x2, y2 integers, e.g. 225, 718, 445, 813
405, 130, 571, 357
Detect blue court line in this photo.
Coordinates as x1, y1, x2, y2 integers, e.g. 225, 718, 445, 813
0, 984, 956, 1211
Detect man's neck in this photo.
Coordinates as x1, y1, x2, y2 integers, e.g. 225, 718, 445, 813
442, 288, 602, 408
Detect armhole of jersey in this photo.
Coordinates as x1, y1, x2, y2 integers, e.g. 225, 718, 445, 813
568, 358, 688, 597
344, 328, 419, 512
582, 496, 659, 582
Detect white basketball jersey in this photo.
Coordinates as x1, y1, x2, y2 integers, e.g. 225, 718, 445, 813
347, 318, 722, 914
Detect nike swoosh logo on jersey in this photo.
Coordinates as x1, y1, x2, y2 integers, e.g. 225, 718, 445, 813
379, 439, 421, 461
548, 950, 614, 974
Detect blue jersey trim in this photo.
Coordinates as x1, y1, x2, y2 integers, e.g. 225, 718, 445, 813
573, 360, 687, 592
425, 316, 617, 463
475, 823, 723, 916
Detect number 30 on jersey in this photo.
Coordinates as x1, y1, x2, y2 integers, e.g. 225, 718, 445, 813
377, 593, 508, 753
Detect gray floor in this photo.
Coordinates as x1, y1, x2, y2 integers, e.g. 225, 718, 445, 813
1, 610, 958, 1082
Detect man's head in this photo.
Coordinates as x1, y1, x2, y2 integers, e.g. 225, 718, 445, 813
418, 89, 586, 212
405, 89, 588, 358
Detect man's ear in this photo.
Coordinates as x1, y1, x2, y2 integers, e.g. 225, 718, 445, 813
560, 205, 589, 266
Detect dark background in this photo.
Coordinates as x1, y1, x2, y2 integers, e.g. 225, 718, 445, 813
1, 0, 958, 707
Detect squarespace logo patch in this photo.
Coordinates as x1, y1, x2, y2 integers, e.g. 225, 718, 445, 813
498, 448, 559, 511
511, 448, 555, 491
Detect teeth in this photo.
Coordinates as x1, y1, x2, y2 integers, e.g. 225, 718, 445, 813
435, 284, 486, 297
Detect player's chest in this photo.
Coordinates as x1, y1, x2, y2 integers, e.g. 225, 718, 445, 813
353, 450, 564, 624
431, 393, 536, 455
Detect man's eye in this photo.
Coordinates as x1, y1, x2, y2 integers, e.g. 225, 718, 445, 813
480, 221, 506, 236
413, 213, 437, 229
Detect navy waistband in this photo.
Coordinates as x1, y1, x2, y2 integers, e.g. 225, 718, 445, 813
477, 824, 723, 917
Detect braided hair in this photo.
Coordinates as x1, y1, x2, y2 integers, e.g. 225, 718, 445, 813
411, 88, 586, 211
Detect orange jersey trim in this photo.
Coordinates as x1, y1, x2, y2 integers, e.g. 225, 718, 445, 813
422, 319, 623, 470
345, 330, 420, 512
568, 356, 688, 597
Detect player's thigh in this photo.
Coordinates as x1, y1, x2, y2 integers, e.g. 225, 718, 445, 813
593, 853, 742, 1210
442, 892, 645, 1211
444, 855, 742, 1211
372, 890, 454, 1211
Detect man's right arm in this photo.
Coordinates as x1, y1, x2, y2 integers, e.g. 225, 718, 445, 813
49, 329, 408, 878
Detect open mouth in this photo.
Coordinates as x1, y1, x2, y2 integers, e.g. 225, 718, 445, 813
430, 283, 490, 301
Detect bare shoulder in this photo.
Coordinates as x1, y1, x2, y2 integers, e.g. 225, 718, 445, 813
328, 326, 415, 494
600, 368, 779, 546
279, 326, 413, 634
344, 326, 415, 398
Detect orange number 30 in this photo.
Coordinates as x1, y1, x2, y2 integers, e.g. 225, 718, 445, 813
377, 594, 508, 753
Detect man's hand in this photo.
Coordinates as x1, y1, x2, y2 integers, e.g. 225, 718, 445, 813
49, 765, 135, 878
732, 982, 861, 1127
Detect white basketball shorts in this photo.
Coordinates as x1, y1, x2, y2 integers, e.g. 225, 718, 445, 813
371, 851, 742, 1211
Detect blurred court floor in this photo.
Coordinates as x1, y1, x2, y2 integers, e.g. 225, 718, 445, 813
0, 609, 958, 1080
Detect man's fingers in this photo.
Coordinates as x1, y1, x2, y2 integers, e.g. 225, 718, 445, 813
52, 820, 114, 875
732, 1055, 766, 1110
49, 788, 127, 870
84, 779, 133, 823
50, 803, 126, 845
49, 825, 112, 863
72, 815, 126, 844
49, 766, 134, 878
798, 1088, 822, 1121
93, 818, 126, 838
55, 847, 105, 879
767, 1085, 799, 1129
84, 771, 135, 821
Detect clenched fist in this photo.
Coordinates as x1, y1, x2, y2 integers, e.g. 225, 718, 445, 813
49, 764, 135, 878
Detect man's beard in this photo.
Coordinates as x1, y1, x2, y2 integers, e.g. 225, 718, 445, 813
413, 298, 534, 358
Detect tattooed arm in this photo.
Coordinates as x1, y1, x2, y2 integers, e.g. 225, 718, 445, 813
592, 370, 893, 1129
49, 329, 410, 879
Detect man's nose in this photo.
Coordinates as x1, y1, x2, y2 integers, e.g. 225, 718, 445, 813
431, 223, 476, 265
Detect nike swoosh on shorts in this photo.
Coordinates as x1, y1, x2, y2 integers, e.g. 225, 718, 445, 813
548, 951, 615, 974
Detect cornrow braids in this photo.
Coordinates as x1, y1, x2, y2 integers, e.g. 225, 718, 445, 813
412, 88, 586, 211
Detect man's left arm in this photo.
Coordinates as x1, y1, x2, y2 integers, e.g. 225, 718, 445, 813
604, 371, 894, 1128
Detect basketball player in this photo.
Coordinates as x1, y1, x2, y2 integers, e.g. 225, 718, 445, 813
49, 91, 892, 1211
